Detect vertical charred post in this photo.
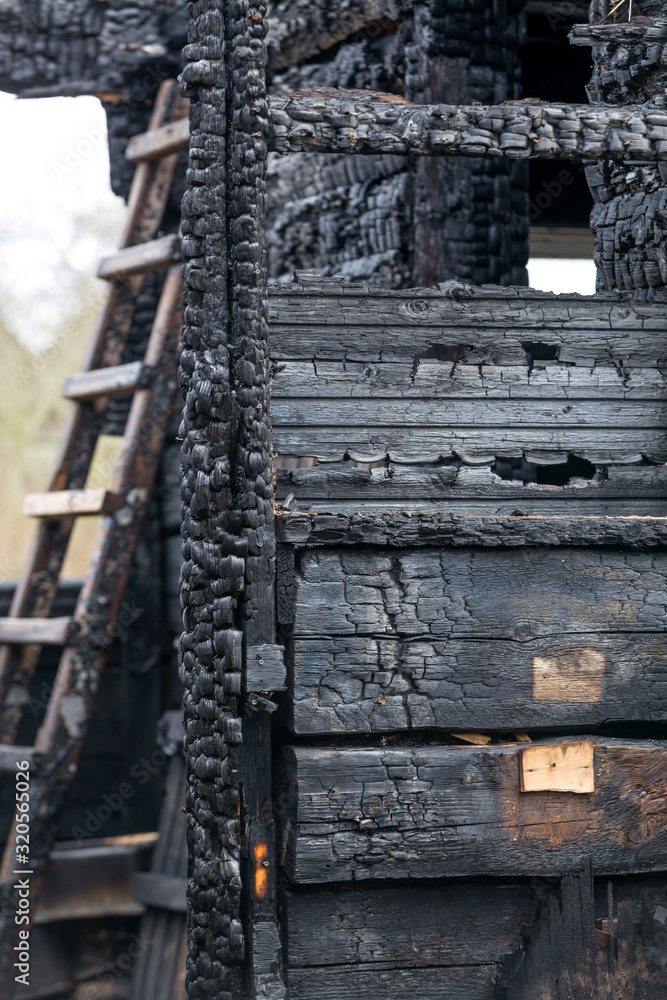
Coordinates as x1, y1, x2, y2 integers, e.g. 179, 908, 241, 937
578, 18, 667, 293
179, 1, 280, 997
409, 0, 529, 287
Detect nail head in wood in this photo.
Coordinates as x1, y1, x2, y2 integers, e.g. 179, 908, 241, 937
520, 741, 595, 794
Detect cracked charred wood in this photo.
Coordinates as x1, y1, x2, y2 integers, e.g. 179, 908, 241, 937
265, 90, 667, 162
268, 278, 667, 468
289, 547, 667, 638
276, 511, 667, 547
408, 0, 528, 286
285, 631, 667, 734
178, 1, 284, 997
276, 738, 667, 883
280, 545, 667, 732
571, 19, 667, 293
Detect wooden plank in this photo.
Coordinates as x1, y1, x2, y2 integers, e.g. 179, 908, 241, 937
520, 742, 595, 793
276, 739, 667, 882
290, 547, 667, 639
125, 117, 190, 163
133, 872, 186, 914
96, 233, 181, 281
22, 488, 123, 519
271, 359, 667, 400
62, 361, 143, 401
0, 746, 37, 773
283, 883, 536, 969
277, 512, 667, 548
141, 92, 667, 167
272, 424, 667, 463
271, 398, 666, 430
36, 843, 149, 923
286, 965, 499, 1000
265, 92, 667, 163
275, 463, 667, 504
285, 632, 667, 734
0, 617, 74, 645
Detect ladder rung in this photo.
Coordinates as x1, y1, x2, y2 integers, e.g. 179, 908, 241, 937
133, 872, 186, 913
97, 234, 181, 281
0, 617, 75, 645
0, 746, 38, 773
125, 117, 190, 163
62, 361, 143, 401
23, 488, 123, 519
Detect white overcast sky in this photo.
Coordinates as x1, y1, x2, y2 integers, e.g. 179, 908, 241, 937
0, 91, 596, 352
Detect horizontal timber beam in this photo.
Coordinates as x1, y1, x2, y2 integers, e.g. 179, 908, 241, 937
276, 512, 667, 548
277, 738, 667, 882
133, 93, 667, 165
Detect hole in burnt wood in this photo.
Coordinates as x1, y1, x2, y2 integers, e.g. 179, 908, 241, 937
411, 343, 473, 379
492, 455, 597, 487
521, 341, 560, 371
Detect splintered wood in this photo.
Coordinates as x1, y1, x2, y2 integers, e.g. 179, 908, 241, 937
520, 741, 595, 794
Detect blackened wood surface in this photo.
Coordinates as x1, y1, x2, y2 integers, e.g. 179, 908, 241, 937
268, 278, 667, 474
287, 632, 667, 733
276, 739, 667, 882
284, 883, 536, 967
283, 881, 537, 999
277, 512, 667, 548
274, 463, 667, 512
290, 547, 667, 638
267, 91, 667, 164
179, 2, 285, 997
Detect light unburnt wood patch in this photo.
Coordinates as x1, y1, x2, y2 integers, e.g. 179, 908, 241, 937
532, 648, 606, 703
520, 742, 595, 794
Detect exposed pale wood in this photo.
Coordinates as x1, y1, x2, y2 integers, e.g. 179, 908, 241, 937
62, 361, 143, 401
22, 489, 123, 519
0, 617, 74, 646
277, 738, 667, 882
277, 511, 667, 548
96, 233, 181, 281
125, 117, 190, 163
520, 742, 595, 793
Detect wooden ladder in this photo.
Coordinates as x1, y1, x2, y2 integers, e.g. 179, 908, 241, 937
0, 79, 187, 993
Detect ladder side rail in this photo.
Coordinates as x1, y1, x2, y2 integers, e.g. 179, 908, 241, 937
0, 269, 183, 993
0, 83, 185, 741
